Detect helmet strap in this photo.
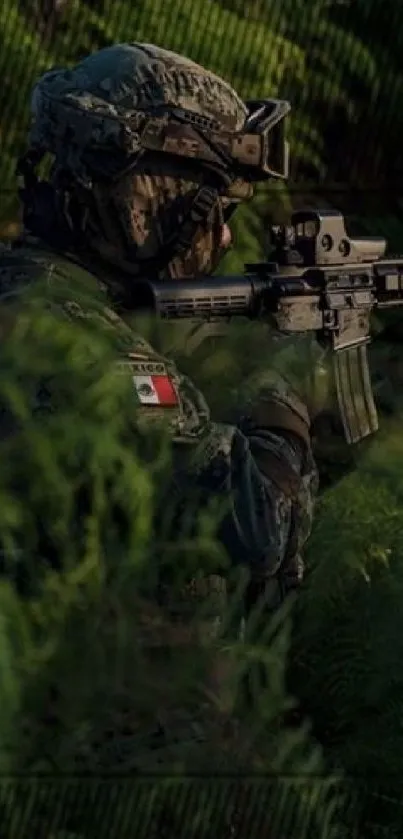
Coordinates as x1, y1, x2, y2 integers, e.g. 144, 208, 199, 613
158, 184, 219, 265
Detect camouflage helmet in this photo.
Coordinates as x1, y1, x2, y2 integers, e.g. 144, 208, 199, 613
20, 44, 290, 280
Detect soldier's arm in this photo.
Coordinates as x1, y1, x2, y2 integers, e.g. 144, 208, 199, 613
167, 366, 318, 606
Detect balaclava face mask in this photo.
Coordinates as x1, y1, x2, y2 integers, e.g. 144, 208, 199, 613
74, 156, 235, 281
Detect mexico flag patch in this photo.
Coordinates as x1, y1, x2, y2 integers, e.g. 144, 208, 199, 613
127, 354, 178, 408
133, 373, 178, 406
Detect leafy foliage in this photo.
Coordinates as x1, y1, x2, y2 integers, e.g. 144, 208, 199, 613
2, 0, 403, 836
0, 303, 348, 836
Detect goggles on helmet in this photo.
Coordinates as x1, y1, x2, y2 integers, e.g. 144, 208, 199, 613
241, 99, 290, 179
123, 97, 291, 183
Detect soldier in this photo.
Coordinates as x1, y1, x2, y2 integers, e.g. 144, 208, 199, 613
6, 42, 318, 619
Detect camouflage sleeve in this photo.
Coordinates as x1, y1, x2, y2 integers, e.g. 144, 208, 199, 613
165, 362, 319, 607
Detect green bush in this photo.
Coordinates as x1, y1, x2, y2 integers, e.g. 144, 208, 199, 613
2, 0, 403, 835
0, 301, 348, 836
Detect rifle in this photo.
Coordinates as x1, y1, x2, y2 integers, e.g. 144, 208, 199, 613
138, 208, 403, 445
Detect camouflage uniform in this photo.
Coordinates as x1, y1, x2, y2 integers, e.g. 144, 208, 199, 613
3, 44, 319, 766
1, 237, 317, 611
10, 42, 319, 604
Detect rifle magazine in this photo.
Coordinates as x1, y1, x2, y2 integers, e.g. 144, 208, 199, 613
333, 344, 378, 444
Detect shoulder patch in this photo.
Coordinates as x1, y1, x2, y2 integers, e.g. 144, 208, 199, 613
119, 354, 179, 409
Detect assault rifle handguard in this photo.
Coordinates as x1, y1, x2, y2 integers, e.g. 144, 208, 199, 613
137, 209, 403, 444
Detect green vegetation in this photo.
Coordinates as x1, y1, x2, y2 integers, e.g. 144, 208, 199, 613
1, 0, 403, 836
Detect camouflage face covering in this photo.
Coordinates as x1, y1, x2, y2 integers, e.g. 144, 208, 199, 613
86, 159, 230, 279
25, 43, 251, 279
